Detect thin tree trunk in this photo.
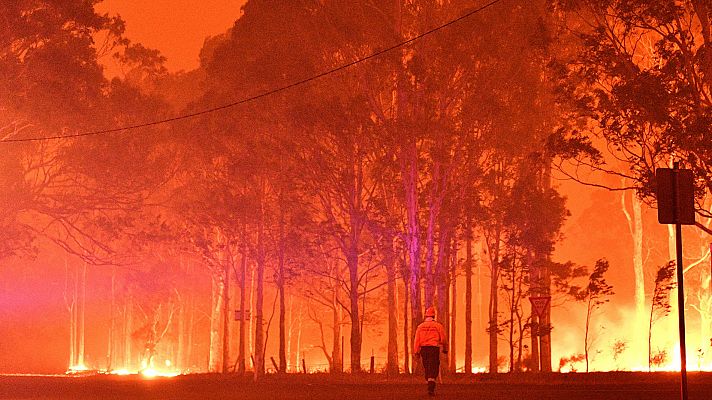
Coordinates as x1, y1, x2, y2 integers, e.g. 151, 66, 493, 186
296, 303, 303, 372
108, 266, 116, 371
539, 162, 553, 372
585, 298, 591, 372
508, 267, 515, 372
530, 252, 540, 373
287, 295, 293, 372
487, 233, 500, 374
78, 263, 86, 368
65, 259, 76, 369
401, 257, 411, 374
386, 239, 399, 375
450, 237, 457, 372
249, 262, 255, 369
648, 294, 654, 371
238, 241, 247, 374
464, 216, 473, 374
540, 268, 552, 372
332, 273, 343, 373
222, 257, 230, 373
347, 246, 361, 372
622, 188, 646, 366
208, 274, 224, 372
435, 226, 449, 372
254, 198, 266, 379
402, 139, 423, 372
278, 208, 287, 373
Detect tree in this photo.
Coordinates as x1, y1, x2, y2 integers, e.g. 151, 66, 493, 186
552, 0, 712, 218
649, 261, 676, 370
569, 259, 615, 372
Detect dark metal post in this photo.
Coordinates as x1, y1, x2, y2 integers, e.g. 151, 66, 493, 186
673, 162, 688, 400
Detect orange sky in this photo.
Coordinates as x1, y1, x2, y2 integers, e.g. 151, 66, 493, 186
98, 0, 247, 72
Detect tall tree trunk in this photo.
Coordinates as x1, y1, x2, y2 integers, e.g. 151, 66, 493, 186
530, 252, 540, 373
347, 246, 362, 372
332, 272, 343, 373
254, 199, 266, 379
222, 257, 231, 373
386, 239, 399, 375
487, 233, 500, 374
539, 161, 553, 372
464, 216, 473, 374
108, 266, 116, 371
584, 298, 591, 372
249, 262, 255, 369
539, 271, 552, 372
296, 303, 303, 372
208, 274, 224, 372
425, 161, 443, 308
450, 237, 457, 372
435, 226, 449, 373
278, 207, 287, 373
238, 240, 247, 375
401, 257, 411, 374
622, 188, 646, 366
508, 267, 515, 372
402, 139, 423, 372
78, 263, 86, 368
65, 259, 76, 369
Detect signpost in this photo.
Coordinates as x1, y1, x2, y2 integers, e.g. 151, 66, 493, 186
529, 296, 551, 319
656, 163, 695, 400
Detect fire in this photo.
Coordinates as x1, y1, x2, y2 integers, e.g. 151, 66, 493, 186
548, 298, 712, 374
65, 364, 89, 374
139, 358, 180, 378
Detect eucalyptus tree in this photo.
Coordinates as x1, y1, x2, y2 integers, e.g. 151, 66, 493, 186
551, 0, 712, 216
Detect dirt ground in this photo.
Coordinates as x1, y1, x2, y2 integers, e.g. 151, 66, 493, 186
1, 372, 711, 400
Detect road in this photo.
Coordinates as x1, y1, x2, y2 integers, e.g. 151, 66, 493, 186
0, 372, 710, 400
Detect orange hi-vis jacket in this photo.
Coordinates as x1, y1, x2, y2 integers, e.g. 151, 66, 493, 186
414, 317, 448, 354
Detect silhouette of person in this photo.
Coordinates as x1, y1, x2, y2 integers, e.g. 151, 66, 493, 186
414, 306, 448, 396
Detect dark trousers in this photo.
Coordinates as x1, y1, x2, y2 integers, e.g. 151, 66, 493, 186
420, 346, 440, 381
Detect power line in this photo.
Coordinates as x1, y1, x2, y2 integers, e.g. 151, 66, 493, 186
1, 0, 503, 144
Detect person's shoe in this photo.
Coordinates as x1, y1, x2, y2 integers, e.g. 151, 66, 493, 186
427, 380, 436, 396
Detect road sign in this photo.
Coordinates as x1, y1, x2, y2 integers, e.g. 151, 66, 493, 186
234, 310, 251, 321
656, 167, 695, 225
529, 296, 550, 319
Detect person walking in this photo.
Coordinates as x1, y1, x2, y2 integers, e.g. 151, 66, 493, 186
414, 306, 448, 396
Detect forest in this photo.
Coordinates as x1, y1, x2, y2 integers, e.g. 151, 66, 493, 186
1, 0, 711, 378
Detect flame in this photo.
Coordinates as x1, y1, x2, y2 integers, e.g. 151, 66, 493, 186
139, 357, 180, 378
552, 307, 712, 373
65, 364, 90, 374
